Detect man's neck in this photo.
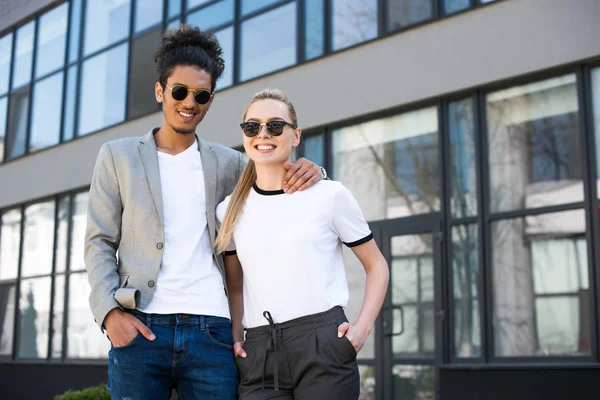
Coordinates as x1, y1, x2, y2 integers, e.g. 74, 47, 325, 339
154, 125, 196, 155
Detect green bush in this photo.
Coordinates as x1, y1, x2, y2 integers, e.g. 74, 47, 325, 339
53, 383, 110, 400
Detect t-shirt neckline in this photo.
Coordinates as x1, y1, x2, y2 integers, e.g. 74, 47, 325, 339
253, 183, 285, 196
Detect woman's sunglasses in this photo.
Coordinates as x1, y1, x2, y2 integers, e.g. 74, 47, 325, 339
162, 82, 212, 105
239, 121, 298, 137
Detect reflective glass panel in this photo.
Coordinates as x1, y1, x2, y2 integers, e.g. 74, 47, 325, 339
6, 86, 29, 159
449, 98, 477, 218
0, 96, 7, 163
444, 0, 470, 14
84, 0, 131, 56
11, 21, 35, 89
332, 0, 377, 51
69, 192, 89, 272
387, 0, 432, 31
188, 0, 234, 31
68, 0, 83, 63
0, 209, 21, 281
55, 197, 70, 274
128, 28, 162, 119
359, 365, 375, 400
79, 44, 128, 136
452, 224, 480, 357
62, 65, 78, 141
51, 274, 65, 358
35, 3, 68, 78
332, 107, 439, 221
17, 276, 51, 358
187, 0, 211, 9
492, 209, 590, 356
305, 0, 324, 60
392, 365, 435, 400
0, 33, 12, 95
591, 68, 600, 198
241, 3, 296, 81
30, 72, 64, 152
169, 0, 182, 17
487, 74, 582, 212
303, 133, 324, 168
0, 284, 16, 355
67, 272, 110, 358
242, 0, 280, 15
135, 0, 163, 32
21, 200, 55, 278
214, 27, 233, 89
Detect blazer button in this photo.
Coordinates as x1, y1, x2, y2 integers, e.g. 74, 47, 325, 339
148, 280, 155, 288
156, 242, 163, 250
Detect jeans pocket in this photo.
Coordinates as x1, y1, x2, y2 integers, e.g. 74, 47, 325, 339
205, 323, 234, 350
111, 331, 141, 350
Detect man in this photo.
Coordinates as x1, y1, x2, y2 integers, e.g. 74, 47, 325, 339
84, 24, 324, 399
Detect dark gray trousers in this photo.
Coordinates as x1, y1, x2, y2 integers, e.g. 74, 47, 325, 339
236, 306, 360, 400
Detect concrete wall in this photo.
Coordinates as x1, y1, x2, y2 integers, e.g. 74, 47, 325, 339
1, 0, 600, 208
0, 0, 60, 32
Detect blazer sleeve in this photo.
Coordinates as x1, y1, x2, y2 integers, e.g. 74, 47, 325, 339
236, 150, 247, 181
84, 143, 123, 331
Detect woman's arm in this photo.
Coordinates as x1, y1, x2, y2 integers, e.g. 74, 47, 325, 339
224, 253, 247, 357
339, 239, 389, 353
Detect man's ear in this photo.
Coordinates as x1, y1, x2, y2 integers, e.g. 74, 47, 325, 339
155, 82, 163, 103
292, 128, 302, 148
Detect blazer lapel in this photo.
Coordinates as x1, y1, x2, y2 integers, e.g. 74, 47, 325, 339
198, 136, 218, 244
138, 130, 164, 225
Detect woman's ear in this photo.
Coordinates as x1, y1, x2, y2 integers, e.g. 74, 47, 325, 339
292, 128, 302, 148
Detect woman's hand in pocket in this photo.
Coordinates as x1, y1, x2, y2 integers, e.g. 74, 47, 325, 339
337, 322, 368, 354
234, 341, 247, 358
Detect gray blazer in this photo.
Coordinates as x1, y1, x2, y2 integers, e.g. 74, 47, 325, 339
84, 129, 245, 329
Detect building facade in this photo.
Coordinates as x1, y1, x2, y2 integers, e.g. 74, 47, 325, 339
1, 0, 600, 398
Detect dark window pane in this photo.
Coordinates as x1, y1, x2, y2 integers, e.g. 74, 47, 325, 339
0, 96, 7, 163
55, 197, 69, 274
17, 276, 51, 359
444, 0, 470, 14
62, 65, 78, 141
492, 210, 591, 356
305, 0, 324, 60
128, 28, 162, 120
79, 44, 128, 136
392, 365, 434, 400
449, 98, 477, 218
169, 0, 182, 18
591, 68, 600, 199
83, 0, 131, 56
188, 0, 234, 31
452, 224, 480, 357
487, 74, 582, 212
0, 284, 16, 355
68, 0, 83, 63
35, 3, 68, 78
21, 200, 55, 278
0, 209, 21, 280
0, 33, 12, 95
241, 3, 296, 81
135, 0, 163, 32
6, 86, 30, 159
30, 72, 64, 152
332, 0, 377, 51
67, 272, 109, 358
69, 192, 89, 273
187, 0, 211, 10
387, 0, 432, 31
242, 0, 280, 16
214, 27, 233, 89
51, 274, 65, 358
12, 21, 35, 89
302, 133, 324, 167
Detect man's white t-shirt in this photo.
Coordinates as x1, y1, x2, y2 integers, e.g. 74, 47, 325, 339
140, 140, 230, 318
216, 180, 372, 328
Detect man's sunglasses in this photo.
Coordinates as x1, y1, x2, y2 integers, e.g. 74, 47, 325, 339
239, 121, 298, 137
162, 82, 212, 105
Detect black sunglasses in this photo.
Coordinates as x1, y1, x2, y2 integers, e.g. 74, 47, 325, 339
162, 82, 212, 105
239, 121, 298, 137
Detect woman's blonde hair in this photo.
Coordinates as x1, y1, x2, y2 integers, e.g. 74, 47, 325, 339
214, 89, 298, 254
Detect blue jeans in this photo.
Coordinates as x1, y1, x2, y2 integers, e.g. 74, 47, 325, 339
107, 309, 238, 400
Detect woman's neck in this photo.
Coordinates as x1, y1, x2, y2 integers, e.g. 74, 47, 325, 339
254, 163, 287, 191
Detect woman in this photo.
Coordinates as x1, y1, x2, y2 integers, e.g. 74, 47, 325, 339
215, 89, 389, 399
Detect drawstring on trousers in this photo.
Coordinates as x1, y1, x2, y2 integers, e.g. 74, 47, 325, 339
261, 311, 279, 391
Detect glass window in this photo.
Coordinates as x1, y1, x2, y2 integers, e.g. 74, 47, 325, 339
241, 3, 296, 81
128, 28, 162, 119
168, 18, 182, 30
17, 276, 51, 359
392, 365, 434, 399
83, 0, 131, 56
487, 74, 582, 213
387, 0, 432, 31
332, 0, 377, 51
302, 133, 324, 168
444, 0, 470, 14
0, 96, 7, 163
188, 0, 234, 31
51, 274, 65, 358
79, 44, 128, 136
11, 21, 35, 89
5, 86, 29, 159
591, 68, 600, 199
134, 0, 163, 32
68, 0, 83, 63
492, 209, 591, 356
305, 0, 324, 60
0, 284, 16, 355
35, 3, 68, 78
0, 209, 21, 281
0, 33, 12, 95
30, 72, 64, 152
332, 107, 439, 221
55, 197, 70, 274
67, 272, 110, 358
214, 27, 233, 89
169, 0, 182, 18
242, 0, 280, 16
187, 0, 211, 10
69, 192, 89, 273
21, 201, 55, 278
452, 224, 480, 357
62, 65, 78, 141
449, 98, 477, 219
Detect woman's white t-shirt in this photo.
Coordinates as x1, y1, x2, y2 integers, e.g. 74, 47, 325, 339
216, 180, 372, 328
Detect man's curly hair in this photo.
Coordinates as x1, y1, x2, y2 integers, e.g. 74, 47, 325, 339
154, 24, 225, 92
